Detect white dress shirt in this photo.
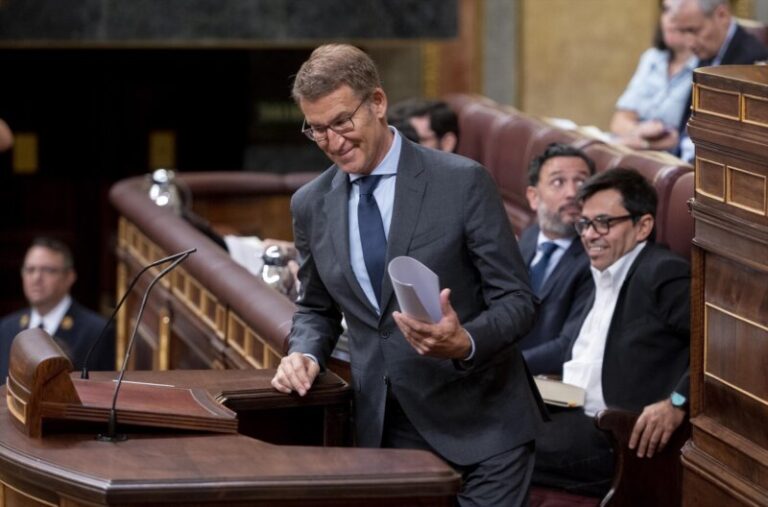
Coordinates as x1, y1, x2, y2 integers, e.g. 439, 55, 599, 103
563, 242, 646, 416
29, 294, 72, 336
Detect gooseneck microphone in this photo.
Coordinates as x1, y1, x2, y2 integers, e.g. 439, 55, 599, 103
98, 249, 195, 442
81, 248, 196, 379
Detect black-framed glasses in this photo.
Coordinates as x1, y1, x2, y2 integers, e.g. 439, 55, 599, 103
574, 214, 635, 235
301, 97, 367, 142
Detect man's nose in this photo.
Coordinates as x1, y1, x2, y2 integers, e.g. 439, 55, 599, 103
564, 180, 580, 197
326, 129, 345, 151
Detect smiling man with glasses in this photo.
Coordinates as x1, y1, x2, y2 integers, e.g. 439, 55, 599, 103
0, 237, 114, 385
530, 167, 691, 497
272, 44, 545, 506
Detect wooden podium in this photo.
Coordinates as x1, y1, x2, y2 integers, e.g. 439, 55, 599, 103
5, 328, 237, 438
0, 330, 460, 506
684, 65, 768, 506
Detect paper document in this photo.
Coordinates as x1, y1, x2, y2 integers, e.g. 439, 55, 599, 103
387, 256, 441, 323
534, 376, 586, 408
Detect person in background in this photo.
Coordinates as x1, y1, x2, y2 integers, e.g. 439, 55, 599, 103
610, 0, 696, 152
0, 237, 114, 384
531, 168, 690, 496
0, 118, 13, 152
518, 144, 595, 375
271, 44, 544, 506
389, 98, 459, 152
672, 0, 768, 161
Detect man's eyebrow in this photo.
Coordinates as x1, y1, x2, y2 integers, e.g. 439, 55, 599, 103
308, 109, 351, 128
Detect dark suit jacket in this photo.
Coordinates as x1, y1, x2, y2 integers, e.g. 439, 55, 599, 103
0, 299, 114, 385
593, 243, 690, 408
679, 24, 768, 133
289, 138, 544, 465
552, 242, 691, 411
518, 225, 593, 375
522, 242, 690, 409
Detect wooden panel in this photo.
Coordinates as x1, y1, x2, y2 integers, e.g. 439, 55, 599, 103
695, 85, 741, 120
705, 304, 768, 405
696, 157, 726, 201
686, 66, 768, 507
0, 481, 57, 507
727, 166, 766, 215
743, 94, 768, 127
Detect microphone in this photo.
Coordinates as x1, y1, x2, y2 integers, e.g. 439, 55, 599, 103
98, 249, 194, 442
81, 247, 196, 379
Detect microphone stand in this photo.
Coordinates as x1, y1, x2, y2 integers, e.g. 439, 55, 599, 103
81, 248, 196, 379
98, 250, 194, 442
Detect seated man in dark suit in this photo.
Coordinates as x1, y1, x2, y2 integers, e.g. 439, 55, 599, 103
672, 0, 768, 160
532, 168, 690, 496
0, 237, 114, 384
518, 143, 596, 374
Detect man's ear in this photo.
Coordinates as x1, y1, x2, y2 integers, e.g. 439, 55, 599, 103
525, 185, 539, 212
439, 132, 458, 153
635, 214, 655, 242
371, 88, 388, 120
713, 3, 730, 26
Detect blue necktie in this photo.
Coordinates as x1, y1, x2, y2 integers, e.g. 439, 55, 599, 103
529, 241, 557, 295
358, 175, 387, 305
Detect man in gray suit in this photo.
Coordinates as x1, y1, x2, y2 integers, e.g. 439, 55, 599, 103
271, 44, 544, 506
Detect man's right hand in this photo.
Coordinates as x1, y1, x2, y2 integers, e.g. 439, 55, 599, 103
271, 352, 320, 396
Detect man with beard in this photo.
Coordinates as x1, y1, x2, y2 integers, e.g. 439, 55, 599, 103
518, 143, 596, 375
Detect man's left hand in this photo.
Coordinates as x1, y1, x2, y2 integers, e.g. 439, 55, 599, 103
628, 398, 686, 458
393, 288, 471, 359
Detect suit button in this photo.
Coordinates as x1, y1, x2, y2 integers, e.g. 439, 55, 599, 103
381, 330, 390, 339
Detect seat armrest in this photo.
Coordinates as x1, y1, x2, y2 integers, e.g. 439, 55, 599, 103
595, 408, 690, 507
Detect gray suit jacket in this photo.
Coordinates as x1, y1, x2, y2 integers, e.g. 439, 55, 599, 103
288, 139, 544, 465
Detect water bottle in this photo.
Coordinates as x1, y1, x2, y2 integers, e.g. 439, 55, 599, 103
261, 245, 297, 300
147, 168, 182, 214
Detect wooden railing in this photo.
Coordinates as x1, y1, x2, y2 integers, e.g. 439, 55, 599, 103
109, 172, 316, 372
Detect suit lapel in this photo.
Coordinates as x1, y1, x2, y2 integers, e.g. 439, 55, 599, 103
379, 142, 427, 314
518, 226, 539, 266
538, 237, 581, 298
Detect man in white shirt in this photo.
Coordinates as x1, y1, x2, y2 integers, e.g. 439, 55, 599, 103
0, 237, 114, 384
532, 168, 691, 496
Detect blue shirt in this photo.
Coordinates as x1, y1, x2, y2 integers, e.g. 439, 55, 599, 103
348, 127, 401, 312
616, 47, 697, 131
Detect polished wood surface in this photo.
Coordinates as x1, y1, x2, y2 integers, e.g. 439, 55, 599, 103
684, 65, 768, 507
0, 369, 460, 506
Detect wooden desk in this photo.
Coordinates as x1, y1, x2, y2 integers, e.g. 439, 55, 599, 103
0, 370, 460, 506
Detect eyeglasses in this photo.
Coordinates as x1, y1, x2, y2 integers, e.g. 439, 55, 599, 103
574, 214, 635, 235
301, 97, 367, 142
21, 265, 69, 276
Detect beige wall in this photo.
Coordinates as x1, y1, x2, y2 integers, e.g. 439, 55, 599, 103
518, 0, 658, 129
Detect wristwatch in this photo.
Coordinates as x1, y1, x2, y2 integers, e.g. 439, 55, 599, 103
670, 391, 688, 410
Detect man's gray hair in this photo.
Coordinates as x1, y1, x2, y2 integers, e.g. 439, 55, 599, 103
672, 0, 729, 15
292, 44, 381, 103
698, 0, 729, 14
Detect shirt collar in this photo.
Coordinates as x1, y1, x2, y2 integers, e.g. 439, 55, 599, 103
348, 126, 402, 183
590, 241, 647, 289
29, 294, 72, 334
536, 230, 575, 251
